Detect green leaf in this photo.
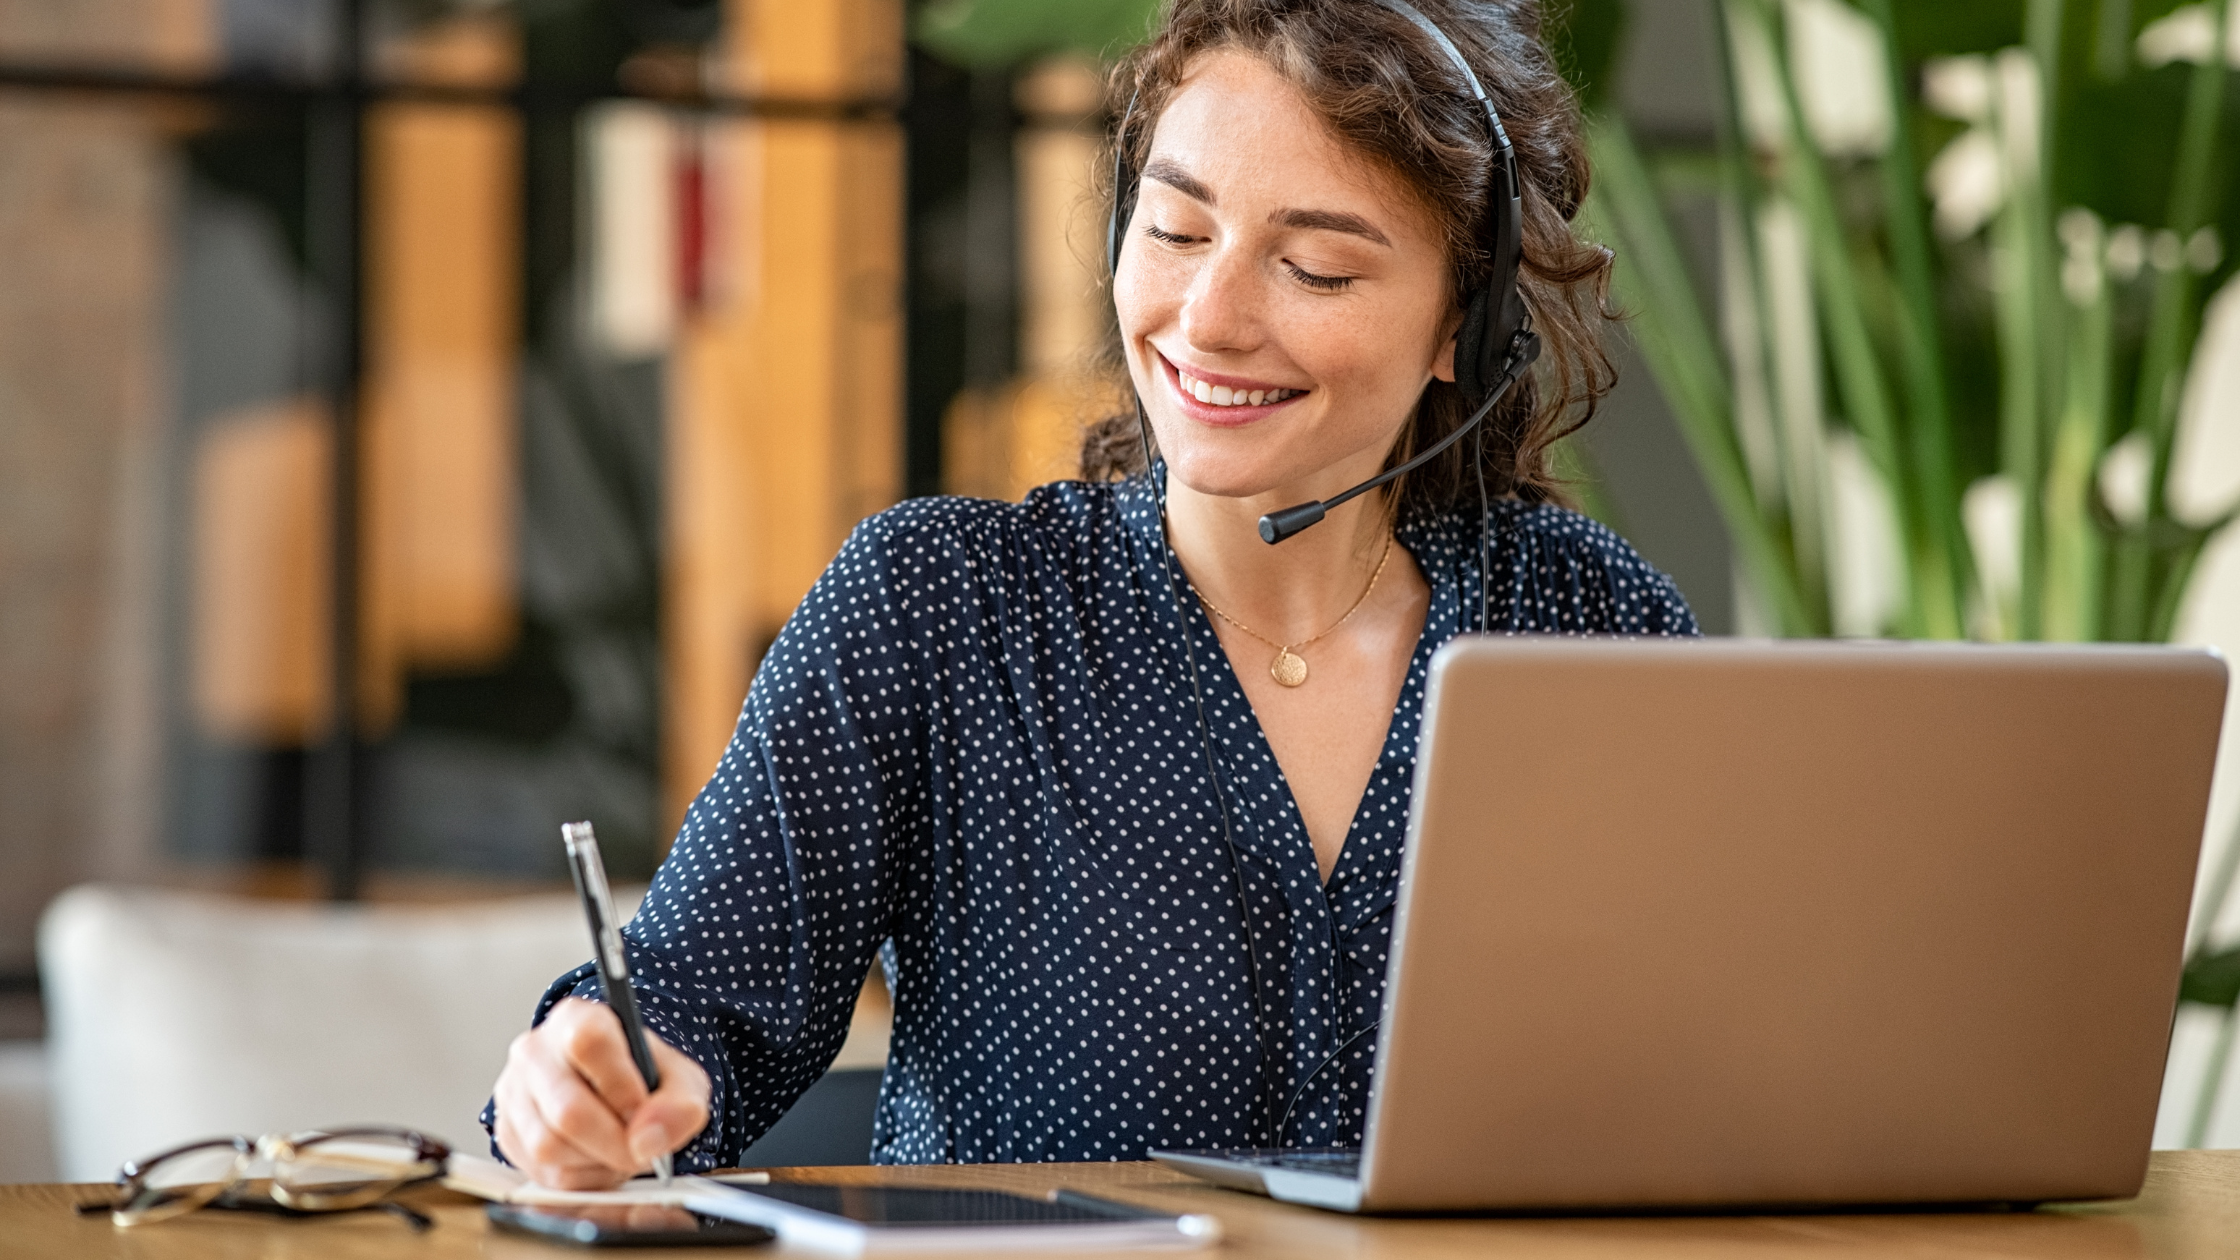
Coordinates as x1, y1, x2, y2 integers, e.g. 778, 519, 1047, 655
913, 0, 1162, 68
1550, 0, 1630, 107
2183, 944, 2240, 1009
2138, 0, 2234, 526
1586, 113, 1823, 636
1881, 0, 2026, 58
1859, 0, 1974, 629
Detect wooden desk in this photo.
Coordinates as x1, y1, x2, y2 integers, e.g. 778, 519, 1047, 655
6, 1152, 2240, 1259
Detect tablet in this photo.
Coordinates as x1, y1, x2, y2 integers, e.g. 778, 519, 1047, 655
487, 1201, 776, 1248
683, 1180, 1219, 1253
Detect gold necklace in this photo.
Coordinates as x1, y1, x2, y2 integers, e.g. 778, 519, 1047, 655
1196, 536, 1394, 688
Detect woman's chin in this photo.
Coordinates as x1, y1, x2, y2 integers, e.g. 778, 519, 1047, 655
1161, 448, 1307, 504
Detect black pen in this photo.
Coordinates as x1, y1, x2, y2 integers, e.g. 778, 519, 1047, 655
560, 820, 673, 1188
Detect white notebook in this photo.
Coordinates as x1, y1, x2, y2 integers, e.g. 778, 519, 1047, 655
442, 1151, 767, 1207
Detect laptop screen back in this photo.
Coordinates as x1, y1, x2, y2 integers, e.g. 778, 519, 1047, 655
1363, 640, 2224, 1211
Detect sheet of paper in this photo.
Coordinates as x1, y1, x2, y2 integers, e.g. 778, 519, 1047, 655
443, 1152, 767, 1206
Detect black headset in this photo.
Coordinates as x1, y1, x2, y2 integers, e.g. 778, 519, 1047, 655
1106, 0, 1541, 1145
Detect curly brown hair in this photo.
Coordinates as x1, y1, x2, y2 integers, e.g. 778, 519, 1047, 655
1081, 0, 1617, 514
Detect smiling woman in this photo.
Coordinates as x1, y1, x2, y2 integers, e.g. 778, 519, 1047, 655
484, 0, 1695, 1185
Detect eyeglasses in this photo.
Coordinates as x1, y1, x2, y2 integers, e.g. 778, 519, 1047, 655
79, 1126, 451, 1229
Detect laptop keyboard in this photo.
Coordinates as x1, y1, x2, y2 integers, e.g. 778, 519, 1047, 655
1210, 1147, 1362, 1177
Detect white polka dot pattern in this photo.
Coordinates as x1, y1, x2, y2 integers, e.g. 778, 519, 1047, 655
484, 476, 1696, 1167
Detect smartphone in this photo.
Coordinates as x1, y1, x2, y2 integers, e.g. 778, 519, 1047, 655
487, 1202, 777, 1248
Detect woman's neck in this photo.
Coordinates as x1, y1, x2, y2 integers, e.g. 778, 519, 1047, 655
1162, 469, 1396, 643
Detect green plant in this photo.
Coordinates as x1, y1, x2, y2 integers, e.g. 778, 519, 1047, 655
1578, 0, 2240, 1143
1584, 0, 2238, 644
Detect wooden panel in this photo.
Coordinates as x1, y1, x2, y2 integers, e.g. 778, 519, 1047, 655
832, 119, 905, 534
192, 399, 332, 744
662, 0, 903, 831
666, 261, 763, 833
746, 117, 850, 614
1015, 59, 1105, 383
358, 17, 523, 735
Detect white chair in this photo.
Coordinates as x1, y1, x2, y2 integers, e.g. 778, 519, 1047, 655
37, 883, 621, 1182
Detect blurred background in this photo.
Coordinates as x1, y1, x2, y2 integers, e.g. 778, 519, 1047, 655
0, 0, 2236, 1182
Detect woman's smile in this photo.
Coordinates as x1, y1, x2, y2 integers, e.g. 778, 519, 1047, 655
1159, 349, 1310, 427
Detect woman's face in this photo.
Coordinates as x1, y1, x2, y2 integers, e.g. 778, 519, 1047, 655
1114, 49, 1460, 504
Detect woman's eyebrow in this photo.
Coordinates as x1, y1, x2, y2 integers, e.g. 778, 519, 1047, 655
1142, 157, 1391, 247
1272, 207, 1391, 247
1143, 158, 1216, 204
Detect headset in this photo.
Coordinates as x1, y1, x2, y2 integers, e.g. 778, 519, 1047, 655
1107, 0, 1540, 1146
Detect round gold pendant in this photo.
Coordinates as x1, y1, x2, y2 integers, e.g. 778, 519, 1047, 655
1270, 648, 1308, 688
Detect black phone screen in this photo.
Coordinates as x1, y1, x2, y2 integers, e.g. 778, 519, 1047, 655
487, 1202, 777, 1247
723, 1183, 1173, 1224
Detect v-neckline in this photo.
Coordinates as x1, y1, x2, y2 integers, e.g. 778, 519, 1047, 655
1134, 480, 1461, 900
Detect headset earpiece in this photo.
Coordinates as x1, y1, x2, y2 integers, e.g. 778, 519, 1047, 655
1376, 0, 1529, 421
1108, 88, 1142, 280
1453, 286, 1495, 404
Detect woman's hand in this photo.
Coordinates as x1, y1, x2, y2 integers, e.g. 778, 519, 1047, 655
492, 996, 712, 1190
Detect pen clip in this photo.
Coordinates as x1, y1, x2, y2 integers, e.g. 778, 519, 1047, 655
562, 822, 630, 980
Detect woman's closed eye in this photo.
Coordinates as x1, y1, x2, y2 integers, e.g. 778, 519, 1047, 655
1284, 261, 1353, 292
1142, 224, 1354, 292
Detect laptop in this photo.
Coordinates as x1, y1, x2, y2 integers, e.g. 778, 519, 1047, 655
1153, 638, 2227, 1212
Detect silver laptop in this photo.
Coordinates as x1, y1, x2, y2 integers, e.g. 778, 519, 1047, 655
1154, 638, 2226, 1212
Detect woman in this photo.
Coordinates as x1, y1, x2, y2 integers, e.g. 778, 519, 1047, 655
488, 0, 1695, 1186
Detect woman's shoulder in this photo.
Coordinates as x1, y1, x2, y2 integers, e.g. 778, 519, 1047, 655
1480, 499, 1700, 635
768, 484, 1132, 687
845, 481, 1132, 569
1491, 499, 1645, 565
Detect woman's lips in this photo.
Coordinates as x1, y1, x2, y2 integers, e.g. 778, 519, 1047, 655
1159, 354, 1309, 426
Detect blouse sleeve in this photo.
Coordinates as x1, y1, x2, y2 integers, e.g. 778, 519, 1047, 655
1496, 505, 1701, 636
484, 511, 941, 1169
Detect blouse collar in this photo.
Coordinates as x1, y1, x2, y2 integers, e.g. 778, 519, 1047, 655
1117, 462, 1480, 629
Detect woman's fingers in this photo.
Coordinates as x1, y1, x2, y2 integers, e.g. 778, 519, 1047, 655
491, 996, 711, 1185
627, 1038, 714, 1165
497, 1103, 619, 1190
494, 1034, 632, 1189
516, 1020, 640, 1172
546, 998, 654, 1115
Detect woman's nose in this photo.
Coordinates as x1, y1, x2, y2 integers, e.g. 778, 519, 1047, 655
1177, 245, 1266, 354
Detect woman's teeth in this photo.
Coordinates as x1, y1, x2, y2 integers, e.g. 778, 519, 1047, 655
1177, 371, 1300, 408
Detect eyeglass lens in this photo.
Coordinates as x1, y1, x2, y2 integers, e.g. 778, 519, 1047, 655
118, 1140, 251, 1223
273, 1130, 445, 1210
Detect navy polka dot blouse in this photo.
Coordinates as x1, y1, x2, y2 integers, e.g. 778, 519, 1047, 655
488, 473, 1696, 1167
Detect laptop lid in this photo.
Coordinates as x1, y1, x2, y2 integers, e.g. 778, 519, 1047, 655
1359, 639, 2225, 1211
